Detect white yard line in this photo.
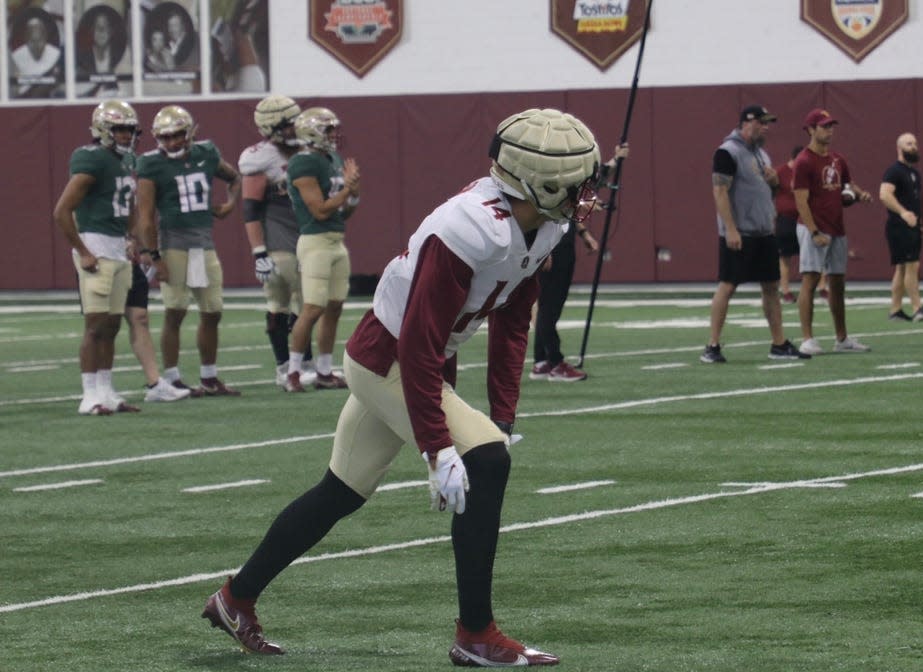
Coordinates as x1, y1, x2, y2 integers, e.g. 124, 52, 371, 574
13, 479, 103, 492
536, 480, 615, 494
1, 460, 920, 614
182, 479, 269, 493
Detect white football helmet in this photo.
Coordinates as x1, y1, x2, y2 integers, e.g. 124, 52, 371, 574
294, 107, 341, 152
489, 108, 601, 222
152, 105, 197, 159
254, 95, 301, 146
90, 100, 140, 155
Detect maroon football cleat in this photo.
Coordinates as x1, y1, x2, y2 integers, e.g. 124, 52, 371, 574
314, 372, 348, 390
283, 371, 305, 393
202, 579, 285, 655
449, 620, 559, 667
172, 379, 205, 398
200, 377, 241, 396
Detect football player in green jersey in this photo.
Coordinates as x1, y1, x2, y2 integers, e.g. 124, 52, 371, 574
54, 100, 142, 415
137, 105, 242, 396
285, 107, 361, 390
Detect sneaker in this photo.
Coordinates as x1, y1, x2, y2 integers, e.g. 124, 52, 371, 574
769, 340, 811, 360
781, 291, 797, 304
78, 394, 113, 416
200, 377, 241, 396
173, 379, 205, 398
529, 361, 552, 380
913, 309, 923, 323
283, 371, 305, 392
799, 338, 824, 356
449, 620, 559, 667
275, 363, 288, 388
889, 309, 912, 322
834, 336, 871, 353
101, 390, 141, 413
547, 361, 588, 382
202, 578, 285, 655
700, 344, 726, 364
144, 378, 192, 402
314, 372, 348, 390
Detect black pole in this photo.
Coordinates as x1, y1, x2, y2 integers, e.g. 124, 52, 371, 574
577, 0, 654, 368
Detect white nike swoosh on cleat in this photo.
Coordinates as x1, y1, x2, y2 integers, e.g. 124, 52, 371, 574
215, 596, 241, 635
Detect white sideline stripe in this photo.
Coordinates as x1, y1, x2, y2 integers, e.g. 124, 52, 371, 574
182, 479, 269, 493
911, 492, 923, 499
2, 461, 921, 614
721, 481, 846, 489
641, 363, 687, 370
7, 365, 59, 372
0, 434, 335, 479
536, 480, 615, 494
877, 362, 920, 370
13, 479, 103, 492
377, 480, 428, 491
4, 371, 923, 479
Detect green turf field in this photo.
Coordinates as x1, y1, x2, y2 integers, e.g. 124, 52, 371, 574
2, 285, 922, 671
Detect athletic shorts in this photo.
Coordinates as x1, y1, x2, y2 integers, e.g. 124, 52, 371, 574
125, 263, 150, 310
160, 248, 224, 312
297, 232, 350, 307
717, 234, 781, 285
74, 255, 131, 315
263, 250, 302, 313
796, 224, 848, 275
886, 221, 922, 265
329, 352, 507, 499
775, 215, 800, 258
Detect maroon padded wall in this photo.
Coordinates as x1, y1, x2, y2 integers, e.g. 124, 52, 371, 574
2, 80, 921, 290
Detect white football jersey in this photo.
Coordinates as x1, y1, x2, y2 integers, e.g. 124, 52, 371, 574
374, 177, 567, 357
238, 140, 298, 253
238, 140, 288, 182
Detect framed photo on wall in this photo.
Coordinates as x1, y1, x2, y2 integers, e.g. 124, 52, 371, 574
209, 0, 269, 93
74, 1, 133, 98
142, 0, 201, 95
7, 0, 65, 99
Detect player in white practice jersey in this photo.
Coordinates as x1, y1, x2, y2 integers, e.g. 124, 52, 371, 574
203, 108, 599, 667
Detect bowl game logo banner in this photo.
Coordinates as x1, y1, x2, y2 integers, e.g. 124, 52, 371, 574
550, 0, 650, 71
309, 0, 402, 77
801, 0, 907, 63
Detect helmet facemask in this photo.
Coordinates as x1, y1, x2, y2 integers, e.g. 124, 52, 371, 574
489, 108, 600, 223
90, 100, 141, 156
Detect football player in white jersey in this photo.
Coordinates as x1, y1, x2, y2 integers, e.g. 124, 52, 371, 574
239, 95, 317, 391
203, 109, 600, 666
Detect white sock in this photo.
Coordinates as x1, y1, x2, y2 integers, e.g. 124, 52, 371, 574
288, 352, 304, 375
163, 367, 180, 383
97, 369, 113, 393
316, 353, 333, 376
81, 372, 97, 396
201, 364, 217, 379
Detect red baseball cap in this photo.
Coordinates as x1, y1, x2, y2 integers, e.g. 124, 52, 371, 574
803, 108, 838, 129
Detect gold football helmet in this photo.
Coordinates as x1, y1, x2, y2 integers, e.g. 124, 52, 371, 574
152, 105, 197, 159
254, 95, 301, 146
90, 100, 140, 155
294, 107, 341, 153
489, 108, 600, 222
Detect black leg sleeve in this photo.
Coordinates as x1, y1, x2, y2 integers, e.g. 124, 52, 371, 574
452, 441, 511, 632
266, 312, 290, 366
231, 469, 365, 599
534, 245, 576, 366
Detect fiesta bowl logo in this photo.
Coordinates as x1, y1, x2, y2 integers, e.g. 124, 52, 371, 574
832, 0, 881, 40
325, 0, 394, 44
573, 1, 631, 33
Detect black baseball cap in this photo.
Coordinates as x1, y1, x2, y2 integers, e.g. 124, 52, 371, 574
740, 105, 777, 124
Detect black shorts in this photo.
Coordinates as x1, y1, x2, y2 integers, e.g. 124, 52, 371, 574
886, 221, 922, 265
718, 234, 781, 285
125, 263, 150, 310
775, 215, 799, 258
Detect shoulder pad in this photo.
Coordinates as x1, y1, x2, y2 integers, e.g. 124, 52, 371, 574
238, 141, 277, 175
435, 194, 512, 267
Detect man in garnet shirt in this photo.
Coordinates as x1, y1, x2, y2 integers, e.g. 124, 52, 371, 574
202, 108, 600, 667
793, 108, 873, 355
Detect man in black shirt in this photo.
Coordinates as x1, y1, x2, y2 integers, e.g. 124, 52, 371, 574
879, 133, 922, 321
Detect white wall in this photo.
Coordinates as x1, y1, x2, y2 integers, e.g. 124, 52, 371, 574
273, 1, 923, 98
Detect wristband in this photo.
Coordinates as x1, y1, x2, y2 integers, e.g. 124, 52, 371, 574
346, 195, 360, 207
252, 245, 268, 258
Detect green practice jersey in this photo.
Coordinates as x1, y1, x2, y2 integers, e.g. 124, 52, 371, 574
287, 149, 347, 235
70, 144, 135, 236
136, 141, 222, 231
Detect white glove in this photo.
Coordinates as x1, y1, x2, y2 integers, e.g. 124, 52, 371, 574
254, 253, 275, 283
424, 447, 469, 514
